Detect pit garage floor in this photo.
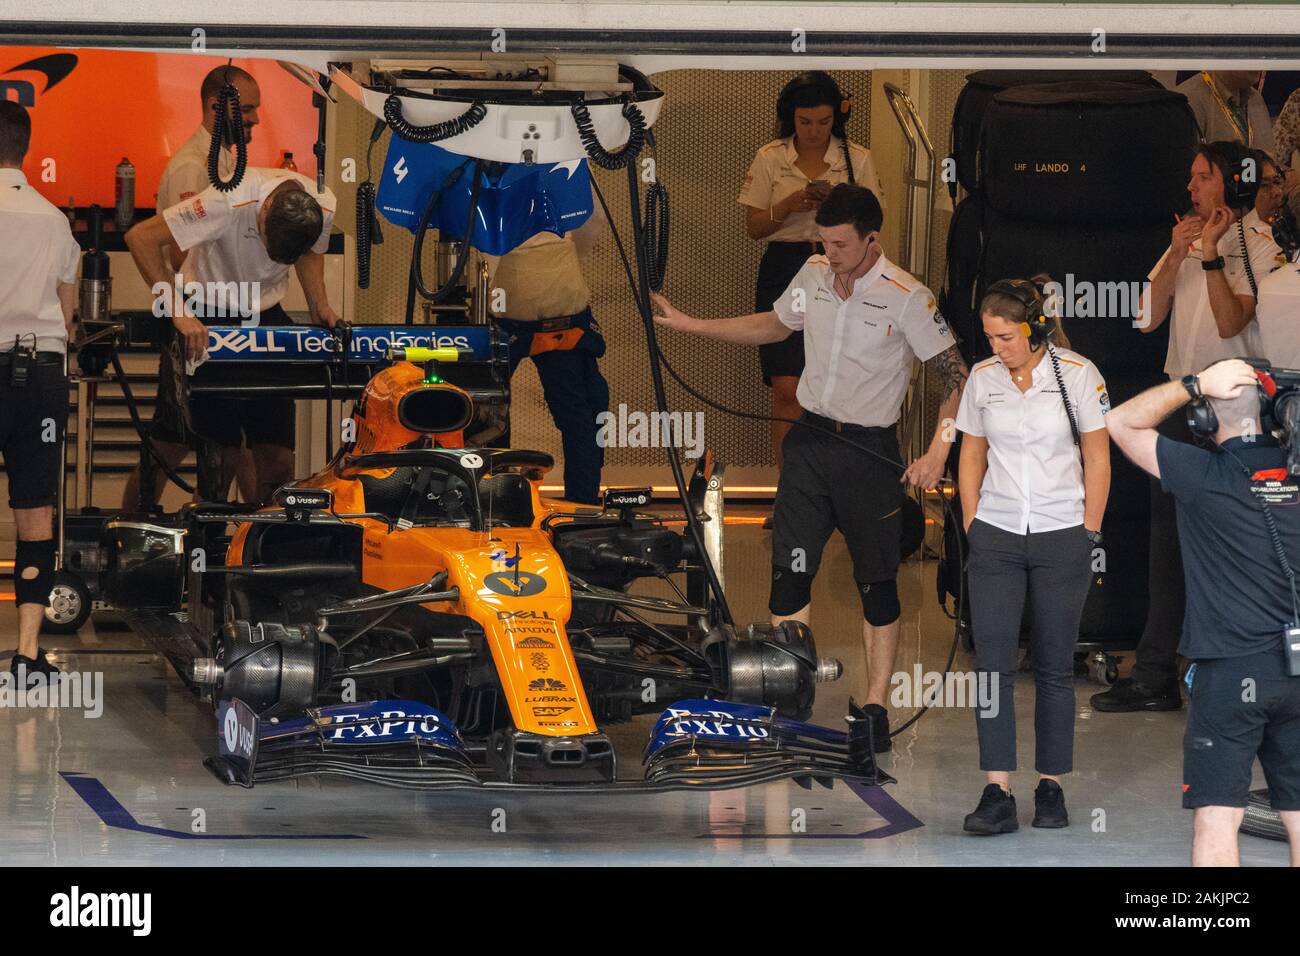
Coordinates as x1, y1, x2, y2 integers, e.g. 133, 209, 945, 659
0, 516, 1290, 867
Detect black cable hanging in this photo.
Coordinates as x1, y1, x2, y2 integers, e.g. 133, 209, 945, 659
572, 98, 647, 170
208, 63, 248, 192
383, 95, 486, 143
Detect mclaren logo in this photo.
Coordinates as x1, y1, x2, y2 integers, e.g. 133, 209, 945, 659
483, 570, 546, 597
1, 53, 77, 107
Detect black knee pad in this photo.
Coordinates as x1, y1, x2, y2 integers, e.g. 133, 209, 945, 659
14, 538, 56, 607
859, 578, 900, 626
769, 565, 814, 616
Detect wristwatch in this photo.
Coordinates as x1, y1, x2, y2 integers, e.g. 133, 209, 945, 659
1202, 256, 1226, 271
1181, 374, 1202, 401
1086, 529, 1104, 547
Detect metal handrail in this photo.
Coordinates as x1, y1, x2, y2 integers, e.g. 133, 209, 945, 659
883, 82, 943, 533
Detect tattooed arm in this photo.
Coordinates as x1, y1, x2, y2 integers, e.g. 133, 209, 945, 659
901, 344, 969, 490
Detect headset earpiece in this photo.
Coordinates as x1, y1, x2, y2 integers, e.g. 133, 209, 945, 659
1019, 321, 1033, 339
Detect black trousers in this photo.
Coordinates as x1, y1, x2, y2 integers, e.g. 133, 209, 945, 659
967, 519, 1093, 774
1132, 412, 1189, 687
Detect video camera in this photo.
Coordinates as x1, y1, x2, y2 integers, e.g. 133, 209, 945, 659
1191, 359, 1300, 474
1252, 362, 1300, 472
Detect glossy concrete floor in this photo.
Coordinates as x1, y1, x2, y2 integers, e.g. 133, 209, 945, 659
0, 520, 1291, 866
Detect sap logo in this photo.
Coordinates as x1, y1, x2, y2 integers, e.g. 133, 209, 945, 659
1, 53, 76, 107
533, 707, 572, 717
209, 329, 287, 354
497, 609, 550, 620
528, 678, 567, 691
327, 709, 441, 741
515, 636, 554, 649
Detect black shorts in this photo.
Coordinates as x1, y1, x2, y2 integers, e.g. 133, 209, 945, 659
0, 355, 68, 509
771, 413, 903, 582
184, 301, 296, 450
755, 241, 820, 386
1183, 648, 1300, 811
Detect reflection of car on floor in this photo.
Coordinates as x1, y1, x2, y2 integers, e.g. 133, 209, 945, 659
103, 347, 889, 791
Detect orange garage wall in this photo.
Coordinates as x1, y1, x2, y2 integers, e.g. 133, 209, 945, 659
0, 47, 319, 210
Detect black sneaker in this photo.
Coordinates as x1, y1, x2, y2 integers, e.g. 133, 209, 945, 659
9, 649, 60, 687
963, 783, 1019, 834
861, 702, 892, 753
1090, 677, 1181, 712
1032, 779, 1069, 828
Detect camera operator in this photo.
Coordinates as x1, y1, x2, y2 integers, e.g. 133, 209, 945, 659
1107, 358, 1300, 866
1094, 141, 1282, 714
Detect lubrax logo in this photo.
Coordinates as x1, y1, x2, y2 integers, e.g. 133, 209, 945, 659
49, 886, 151, 936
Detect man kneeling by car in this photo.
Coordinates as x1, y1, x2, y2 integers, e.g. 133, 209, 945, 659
1106, 358, 1300, 865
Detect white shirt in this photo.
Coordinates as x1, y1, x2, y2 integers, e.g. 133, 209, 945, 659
1254, 253, 1300, 367
163, 167, 336, 313
0, 168, 80, 354
956, 347, 1109, 534
739, 136, 883, 244
156, 125, 235, 211
773, 253, 953, 427
1149, 211, 1280, 379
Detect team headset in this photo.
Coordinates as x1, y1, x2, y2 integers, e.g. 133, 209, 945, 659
982, 278, 1083, 451
1185, 361, 1300, 676
1199, 142, 1264, 298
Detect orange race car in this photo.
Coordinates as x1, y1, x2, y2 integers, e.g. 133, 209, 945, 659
103, 337, 889, 792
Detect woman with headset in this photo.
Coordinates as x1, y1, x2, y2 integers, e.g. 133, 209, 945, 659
955, 276, 1111, 834
739, 72, 882, 522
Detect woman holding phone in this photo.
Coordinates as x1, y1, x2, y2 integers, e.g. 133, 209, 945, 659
955, 276, 1111, 834
739, 72, 882, 521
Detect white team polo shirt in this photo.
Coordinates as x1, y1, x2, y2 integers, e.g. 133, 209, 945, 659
0, 168, 80, 354
773, 253, 953, 428
156, 125, 235, 211
738, 136, 883, 244
1149, 210, 1281, 379
163, 167, 336, 313
956, 347, 1109, 534
1256, 254, 1300, 367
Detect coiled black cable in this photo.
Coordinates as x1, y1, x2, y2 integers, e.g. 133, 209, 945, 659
208, 68, 247, 193
1047, 343, 1082, 451
356, 118, 387, 290
572, 98, 646, 170
357, 182, 377, 290
642, 179, 669, 292
1238, 217, 1260, 299
383, 95, 486, 144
